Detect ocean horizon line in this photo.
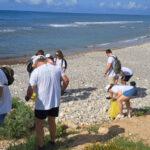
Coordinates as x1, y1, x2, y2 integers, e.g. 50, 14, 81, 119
0, 9, 150, 17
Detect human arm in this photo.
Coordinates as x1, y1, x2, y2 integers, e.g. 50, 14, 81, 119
104, 57, 113, 76
25, 85, 33, 101
104, 63, 112, 76
61, 74, 69, 92
0, 86, 3, 97
0, 79, 3, 97
25, 70, 38, 101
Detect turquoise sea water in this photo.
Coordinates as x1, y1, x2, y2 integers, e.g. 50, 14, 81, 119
0, 10, 150, 58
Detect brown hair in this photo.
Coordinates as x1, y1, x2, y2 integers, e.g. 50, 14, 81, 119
55, 50, 64, 59
105, 49, 112, 54
35, 50, 45, 56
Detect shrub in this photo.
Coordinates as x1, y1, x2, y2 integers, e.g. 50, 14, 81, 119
84, 137, 150, 150
87, 124, 100, 134
56, 122, 67, 138
134, 107, 150, 117
0, 97, 34, 139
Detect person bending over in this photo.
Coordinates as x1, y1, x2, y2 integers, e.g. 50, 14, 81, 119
107, 81, 137, 119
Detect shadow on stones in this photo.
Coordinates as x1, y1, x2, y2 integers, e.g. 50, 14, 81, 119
136, 87, 147, 98
61, 87, 97, 102
62, 125, 125, 149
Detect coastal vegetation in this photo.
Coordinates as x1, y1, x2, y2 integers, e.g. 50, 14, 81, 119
0, 98, 150, 150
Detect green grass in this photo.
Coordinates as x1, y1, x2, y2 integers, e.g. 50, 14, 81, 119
8, 136, 150, 150
0, 97, 34, 139
7, 122, 69, 150
87, 124, 100, 134
134, 107, 150, 117
7, 135, 68, 150
84, 137, 150, 150
8, 135, 36, 150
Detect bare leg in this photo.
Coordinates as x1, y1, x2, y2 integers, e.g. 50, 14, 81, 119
48, 116, 56, 142
117, 95, 130, 115
125, 100, 132, 117
35, 118, 45, 148
125, 100, 131, 110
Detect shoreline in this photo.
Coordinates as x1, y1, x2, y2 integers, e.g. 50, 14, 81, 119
1, 39, 150, 65
0, 48, 105, 65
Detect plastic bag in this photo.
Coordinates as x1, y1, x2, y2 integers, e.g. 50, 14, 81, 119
108, 99, 120, 119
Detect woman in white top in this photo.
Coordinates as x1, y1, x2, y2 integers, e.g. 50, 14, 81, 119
54, 50, 67, 73
54, 50, 69, 95
107, 81, 137, 119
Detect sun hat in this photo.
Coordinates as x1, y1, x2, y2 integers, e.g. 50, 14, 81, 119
32, 55, 46, 65
45, 53, 51, 58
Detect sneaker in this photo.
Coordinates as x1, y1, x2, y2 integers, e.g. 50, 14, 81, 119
115, 114, 125, 120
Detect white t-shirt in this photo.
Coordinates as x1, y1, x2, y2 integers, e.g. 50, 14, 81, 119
29, 64, 63, 110
121, 67, 133, 76
0, 69, 12, 114
111, 85, 134, 94
107, 56, 116, 77
55, 58, 66, 72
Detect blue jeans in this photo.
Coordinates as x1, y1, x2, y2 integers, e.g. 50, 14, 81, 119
0, 113, 7, 124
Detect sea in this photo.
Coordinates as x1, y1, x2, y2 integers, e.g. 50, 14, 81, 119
0, 10, 150, 58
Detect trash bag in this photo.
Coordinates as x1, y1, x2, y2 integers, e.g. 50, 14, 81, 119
108, 99, 120, 119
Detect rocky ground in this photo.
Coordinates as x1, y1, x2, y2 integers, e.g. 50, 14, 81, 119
8, 42, 150, 125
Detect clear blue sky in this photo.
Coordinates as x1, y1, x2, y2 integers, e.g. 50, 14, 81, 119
0, 0, 150, 15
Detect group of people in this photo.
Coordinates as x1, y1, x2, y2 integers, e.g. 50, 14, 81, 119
104, 49, 137, 119
0, 49, 69, 150
25, 49, 69, 150
0, 48, 138, 150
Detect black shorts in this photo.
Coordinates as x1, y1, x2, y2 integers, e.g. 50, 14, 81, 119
121, 75, 132, 82
35, 107, 59, 120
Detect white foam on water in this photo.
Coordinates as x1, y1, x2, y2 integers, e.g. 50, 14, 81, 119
0, 29, 16, 33
48, 21, 143, 28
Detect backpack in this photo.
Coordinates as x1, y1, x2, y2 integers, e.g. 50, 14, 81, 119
27, 59, 34, 74
112, 56, 121, 74
61, 59, 67, 69
0, 67, 14, 86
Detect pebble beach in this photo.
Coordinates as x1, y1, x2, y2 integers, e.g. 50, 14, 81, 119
7, 42, 150, 125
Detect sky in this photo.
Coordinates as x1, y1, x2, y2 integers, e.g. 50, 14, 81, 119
0, 0, 150, 15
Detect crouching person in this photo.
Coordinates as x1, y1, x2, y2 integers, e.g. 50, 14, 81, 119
25, 55, 67, 150
107, 81, 137, 119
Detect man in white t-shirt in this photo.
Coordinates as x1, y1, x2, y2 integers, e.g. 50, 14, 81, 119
0, 69, 12, 124
121, 67, 133, 84
25, 55, 67, 150
104, 49, 118, 99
